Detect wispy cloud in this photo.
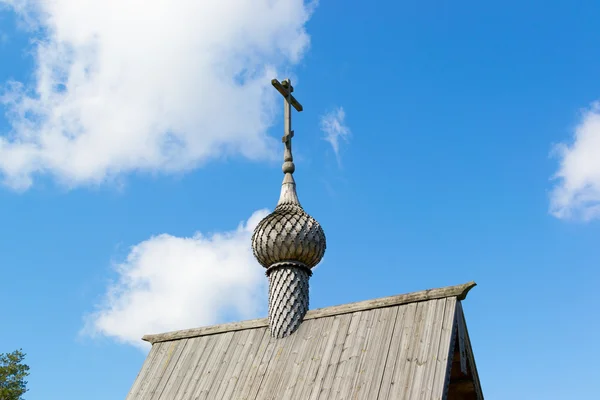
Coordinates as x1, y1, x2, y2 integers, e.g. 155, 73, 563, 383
0, 0, 316, 190
550, 102, 600, 221
320, 106, 350, 163
83, 210, 269, 349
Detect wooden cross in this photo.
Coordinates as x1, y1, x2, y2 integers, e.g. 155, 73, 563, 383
272, 79, 303, 168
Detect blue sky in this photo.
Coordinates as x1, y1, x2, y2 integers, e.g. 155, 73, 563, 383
1, 0, 600, 399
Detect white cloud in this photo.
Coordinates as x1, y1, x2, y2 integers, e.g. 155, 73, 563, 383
320, 106, 350, 163
83, 209, 269, 349
0, 0, 316, 190
550, 102, 600, 221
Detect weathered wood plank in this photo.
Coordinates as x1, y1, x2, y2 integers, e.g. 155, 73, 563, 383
306, 313, 353, 400
207, 329, 253, 399
392, 300, 427, 399
190, 331, 236, 399
415, 299, 448, 399
171, 336, 215, 400
176, 335, 224, 399
254, 319, 310, 399
126, 343, 162, 399
152, 337, 196, 400
327, 312, 366, 399
131, 342, 170, 400
352, 306, 399, 400
316, 311, 363, 400
405, 300, 439, 399
377, 302, 413, 400
419, 298, 448, 399
231, 327, 272, 399
333, 308, 376, 399
383, 301, 420, 400
142, 282, 476, 344
216, 328, 267, 399
276, 318, 327, 398
432, 297, 457, 400
243, 332, 279, 400
289, 315, 336, 399
148, 339, 189, 400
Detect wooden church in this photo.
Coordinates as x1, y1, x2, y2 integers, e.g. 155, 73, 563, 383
126, 79, 484, 400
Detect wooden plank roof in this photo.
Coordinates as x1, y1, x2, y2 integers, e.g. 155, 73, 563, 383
126, 282, 483, 400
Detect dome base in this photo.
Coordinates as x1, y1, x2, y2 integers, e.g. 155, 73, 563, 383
265, 261, 312, 277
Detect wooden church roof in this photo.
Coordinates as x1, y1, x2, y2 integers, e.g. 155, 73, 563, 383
126, 281, 483, 400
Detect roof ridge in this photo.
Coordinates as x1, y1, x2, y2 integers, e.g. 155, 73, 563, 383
142, 281, 476, 344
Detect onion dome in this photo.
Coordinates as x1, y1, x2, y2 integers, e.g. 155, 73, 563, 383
251, 174, 326, 270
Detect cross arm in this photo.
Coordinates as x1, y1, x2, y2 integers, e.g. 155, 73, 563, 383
271, 79, 303, 112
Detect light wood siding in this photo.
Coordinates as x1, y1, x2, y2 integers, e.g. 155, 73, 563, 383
127, 297, 460, 400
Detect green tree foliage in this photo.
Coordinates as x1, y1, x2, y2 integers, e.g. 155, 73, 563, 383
0, 349, 30, 400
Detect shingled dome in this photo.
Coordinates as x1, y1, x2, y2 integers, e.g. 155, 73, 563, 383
251, 202, 326, 270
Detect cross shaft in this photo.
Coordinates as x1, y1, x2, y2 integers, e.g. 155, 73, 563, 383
272, 78, 303, 174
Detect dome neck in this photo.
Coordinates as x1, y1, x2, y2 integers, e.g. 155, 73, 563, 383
267, 264, 310, 338
277, 173, 301, 206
